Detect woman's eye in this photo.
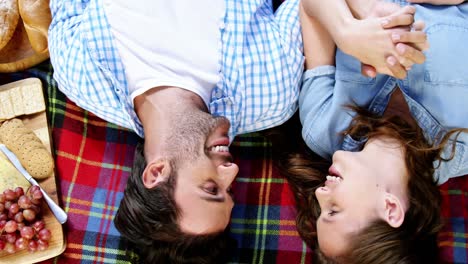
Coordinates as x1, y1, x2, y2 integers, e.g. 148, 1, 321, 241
328, 210, 338, 216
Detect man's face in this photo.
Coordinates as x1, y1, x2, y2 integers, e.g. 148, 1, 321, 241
166, 111, 238, 234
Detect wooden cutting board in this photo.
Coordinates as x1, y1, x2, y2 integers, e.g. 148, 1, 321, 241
0, 78, 65, 263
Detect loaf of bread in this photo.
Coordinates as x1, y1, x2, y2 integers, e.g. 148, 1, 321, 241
18, 0, 51, 54
0, 0, 20, 51
0, 0, 51, 72
0, 118, 54, 179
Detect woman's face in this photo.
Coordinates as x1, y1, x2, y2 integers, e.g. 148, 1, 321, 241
315, 137, 409, 257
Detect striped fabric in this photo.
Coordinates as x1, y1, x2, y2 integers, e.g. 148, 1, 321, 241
1, 60, 467, 264
439, 177, 468, 263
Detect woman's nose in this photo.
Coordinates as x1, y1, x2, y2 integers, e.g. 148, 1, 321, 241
332, 150, 346, 164
217, 162, 239, 186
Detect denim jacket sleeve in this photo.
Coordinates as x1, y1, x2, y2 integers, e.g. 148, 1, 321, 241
434, 132, 468, 185
299, 66, 354, 160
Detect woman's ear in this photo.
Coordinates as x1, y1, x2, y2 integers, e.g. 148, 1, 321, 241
381, 193, 405, 228
142, 159, 171, 189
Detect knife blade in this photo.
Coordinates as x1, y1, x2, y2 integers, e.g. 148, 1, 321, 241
0, 143, 68, 224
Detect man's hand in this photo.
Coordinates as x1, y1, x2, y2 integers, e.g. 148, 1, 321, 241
301, 0, 431, 79
336, 5, 425, 78
357, 3, 429, 78
407, 0, 465, 4
363, 19, 428, 78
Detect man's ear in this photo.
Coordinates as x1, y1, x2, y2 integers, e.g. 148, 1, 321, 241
142, 159, 171, 189
380, 193, 405, 228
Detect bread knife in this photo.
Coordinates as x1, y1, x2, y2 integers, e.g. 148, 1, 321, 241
0, 144, 67, 224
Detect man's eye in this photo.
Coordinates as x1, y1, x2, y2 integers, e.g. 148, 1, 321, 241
206, 187, 218, 195
203, 182, 218, 195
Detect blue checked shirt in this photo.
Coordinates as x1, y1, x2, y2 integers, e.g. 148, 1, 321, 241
48, 0, 304, 139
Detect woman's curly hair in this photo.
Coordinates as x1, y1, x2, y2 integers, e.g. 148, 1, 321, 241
279, 106, 466, 264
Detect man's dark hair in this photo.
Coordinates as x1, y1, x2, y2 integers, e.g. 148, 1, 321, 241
114, 142, 234, 263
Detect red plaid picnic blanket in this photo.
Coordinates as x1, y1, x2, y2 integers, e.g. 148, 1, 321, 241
1, 60, 467, 264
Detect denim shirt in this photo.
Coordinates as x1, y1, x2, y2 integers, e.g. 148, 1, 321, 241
299, 2, 468, 185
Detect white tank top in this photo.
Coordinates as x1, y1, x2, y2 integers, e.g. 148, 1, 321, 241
103, 0, 224, 107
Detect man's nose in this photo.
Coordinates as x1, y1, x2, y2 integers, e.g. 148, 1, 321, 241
217, 162, 239, 186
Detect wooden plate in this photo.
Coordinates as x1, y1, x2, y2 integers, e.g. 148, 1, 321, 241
0, 78, 65, 263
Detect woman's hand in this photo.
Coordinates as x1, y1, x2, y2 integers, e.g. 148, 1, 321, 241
350, 3, 429, 78
362, 20, 428, 77
300, 0, 429, 79
336, 5, 421, 78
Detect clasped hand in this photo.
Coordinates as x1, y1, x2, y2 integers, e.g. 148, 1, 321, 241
337, 2, 428, 79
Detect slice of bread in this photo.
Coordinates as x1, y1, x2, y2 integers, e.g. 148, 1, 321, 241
0, 78, 46, 121
21, 82, 46, 115
10, 85, 24, 117
0, 90, 15, 120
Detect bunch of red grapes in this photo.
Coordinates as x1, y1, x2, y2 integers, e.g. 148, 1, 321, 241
0, 186, 51, 254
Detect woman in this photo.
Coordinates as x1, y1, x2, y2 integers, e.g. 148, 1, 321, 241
284, 0, 468, 263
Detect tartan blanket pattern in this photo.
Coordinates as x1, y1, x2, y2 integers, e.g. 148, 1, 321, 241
0, 61, 467, 264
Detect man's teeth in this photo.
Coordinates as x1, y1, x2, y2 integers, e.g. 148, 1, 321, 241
211, 145, 229, 152
326, 175, 342, 183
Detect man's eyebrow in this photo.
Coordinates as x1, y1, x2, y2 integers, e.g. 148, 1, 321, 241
201, 195, 225, 202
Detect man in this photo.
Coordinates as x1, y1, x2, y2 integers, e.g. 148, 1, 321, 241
48, 0, 425, 262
